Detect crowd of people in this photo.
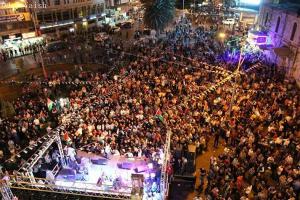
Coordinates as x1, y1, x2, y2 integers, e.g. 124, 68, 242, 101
0, 16, 299, 200
0, 39, 45, 62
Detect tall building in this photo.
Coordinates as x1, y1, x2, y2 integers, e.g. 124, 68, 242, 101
0, 0, 33, 39
31, 0, 131, 34
30, 0, 106, 33
257, 0, 300, 84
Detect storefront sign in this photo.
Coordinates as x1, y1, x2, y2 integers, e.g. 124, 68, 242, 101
9, 35, 16, 39
0, 14, 25, 23
22, 32, 36, 39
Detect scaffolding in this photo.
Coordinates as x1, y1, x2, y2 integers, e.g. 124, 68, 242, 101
160, 130, 172, 200
0, 180, 14, 200
7, 176, 132, 200
18, 129, 66, 183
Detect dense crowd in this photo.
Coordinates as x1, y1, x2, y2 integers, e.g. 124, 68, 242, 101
0, 16, 299, 200
0, 39, 45, 62
203, 68, 300, 199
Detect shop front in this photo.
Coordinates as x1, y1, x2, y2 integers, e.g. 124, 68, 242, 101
0, 32, 44, 58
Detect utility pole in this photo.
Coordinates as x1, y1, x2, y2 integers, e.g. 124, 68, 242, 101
29, 0, 47, 79
182, 0, 185, 16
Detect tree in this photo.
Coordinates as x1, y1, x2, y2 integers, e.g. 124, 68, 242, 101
142, 0, 176, 32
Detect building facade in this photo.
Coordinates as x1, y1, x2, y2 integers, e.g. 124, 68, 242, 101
0, 1, 33, 38
32, 0, 131, 33
257, 0, 300, 84
30, 0, 105, 33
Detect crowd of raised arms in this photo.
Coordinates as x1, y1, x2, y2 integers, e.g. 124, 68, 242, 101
0, 17, 299, 199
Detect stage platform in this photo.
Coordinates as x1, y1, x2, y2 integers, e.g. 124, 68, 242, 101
54, 151, 161, 200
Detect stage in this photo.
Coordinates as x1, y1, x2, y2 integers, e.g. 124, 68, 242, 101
54, 151, 161, 200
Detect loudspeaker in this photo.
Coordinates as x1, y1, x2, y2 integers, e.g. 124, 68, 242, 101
186, 160, 195, 174
134, 165, 148, 173
118, 162, 134, 170
91, 158, 108, 165
188, 144, 196, 153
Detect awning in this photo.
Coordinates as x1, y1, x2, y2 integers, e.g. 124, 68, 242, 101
273, 46, 294, 58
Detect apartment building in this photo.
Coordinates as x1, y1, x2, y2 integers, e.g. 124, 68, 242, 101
258, 0, 300, 83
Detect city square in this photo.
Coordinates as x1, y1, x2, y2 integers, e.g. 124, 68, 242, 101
0, 0, 299, 200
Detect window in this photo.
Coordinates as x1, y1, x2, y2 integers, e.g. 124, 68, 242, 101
290, 23, 297, 41
54, 0, 60, 5
275, 16, 280, 33
264, 13, 268, 25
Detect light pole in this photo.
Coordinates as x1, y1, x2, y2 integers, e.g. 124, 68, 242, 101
182, 0, 185, 16
28, 0, 47, 78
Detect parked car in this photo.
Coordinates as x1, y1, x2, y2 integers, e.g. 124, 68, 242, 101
222, 18, 235, 25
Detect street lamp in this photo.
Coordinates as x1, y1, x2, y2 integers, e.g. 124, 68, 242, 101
218, 32, 226, 39
28, 0, 47, 79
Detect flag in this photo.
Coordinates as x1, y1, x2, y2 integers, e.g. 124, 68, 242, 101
47, 98, 54, 111
155, 108, 162, 116
155, 108, 164, 122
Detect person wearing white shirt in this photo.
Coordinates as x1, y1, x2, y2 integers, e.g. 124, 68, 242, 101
67, 147, 76, 162
33, 118, 40, 126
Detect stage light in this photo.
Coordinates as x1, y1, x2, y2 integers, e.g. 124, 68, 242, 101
147, 163, 153, 169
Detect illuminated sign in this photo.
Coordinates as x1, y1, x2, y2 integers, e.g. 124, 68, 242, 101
247, 31, 269, 46
240, 0, 261, 5
256, 37, 267, 44
0, 14, 25, 23
22, 32, 36, 39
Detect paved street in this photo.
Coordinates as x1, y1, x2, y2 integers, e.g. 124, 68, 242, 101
0, 55, 37, 80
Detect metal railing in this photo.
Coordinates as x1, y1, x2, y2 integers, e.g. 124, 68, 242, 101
7, 176, 132, 200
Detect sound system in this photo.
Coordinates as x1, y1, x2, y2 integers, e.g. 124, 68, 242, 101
59, 168, 76, 181
169, 176, 196, 200
91, 158, 108, 165
134, 165, 148, 173
186, 160, 196, 174
118, 162, 134, 170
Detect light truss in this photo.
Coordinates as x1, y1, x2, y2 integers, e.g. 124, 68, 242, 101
0, 180, 14, 200
18, 129, 66, 183
160, 130, 172, 199
8, 176, 132, 200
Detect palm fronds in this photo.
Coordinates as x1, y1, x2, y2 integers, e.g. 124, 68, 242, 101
142, 0, 176, 31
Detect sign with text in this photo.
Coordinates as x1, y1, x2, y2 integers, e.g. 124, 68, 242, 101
0, 14, 28, 23
22, 32, 36, 39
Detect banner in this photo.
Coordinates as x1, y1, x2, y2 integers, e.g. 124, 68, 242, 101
0, 13, 30, 23
0, 14, 25, 23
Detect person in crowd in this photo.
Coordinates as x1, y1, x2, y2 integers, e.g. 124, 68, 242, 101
0, 17, 298, 199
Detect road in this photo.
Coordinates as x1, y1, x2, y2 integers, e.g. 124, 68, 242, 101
0, 55, 37, 80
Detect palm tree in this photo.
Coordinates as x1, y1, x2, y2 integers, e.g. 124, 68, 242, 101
142, 0, 176, 32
